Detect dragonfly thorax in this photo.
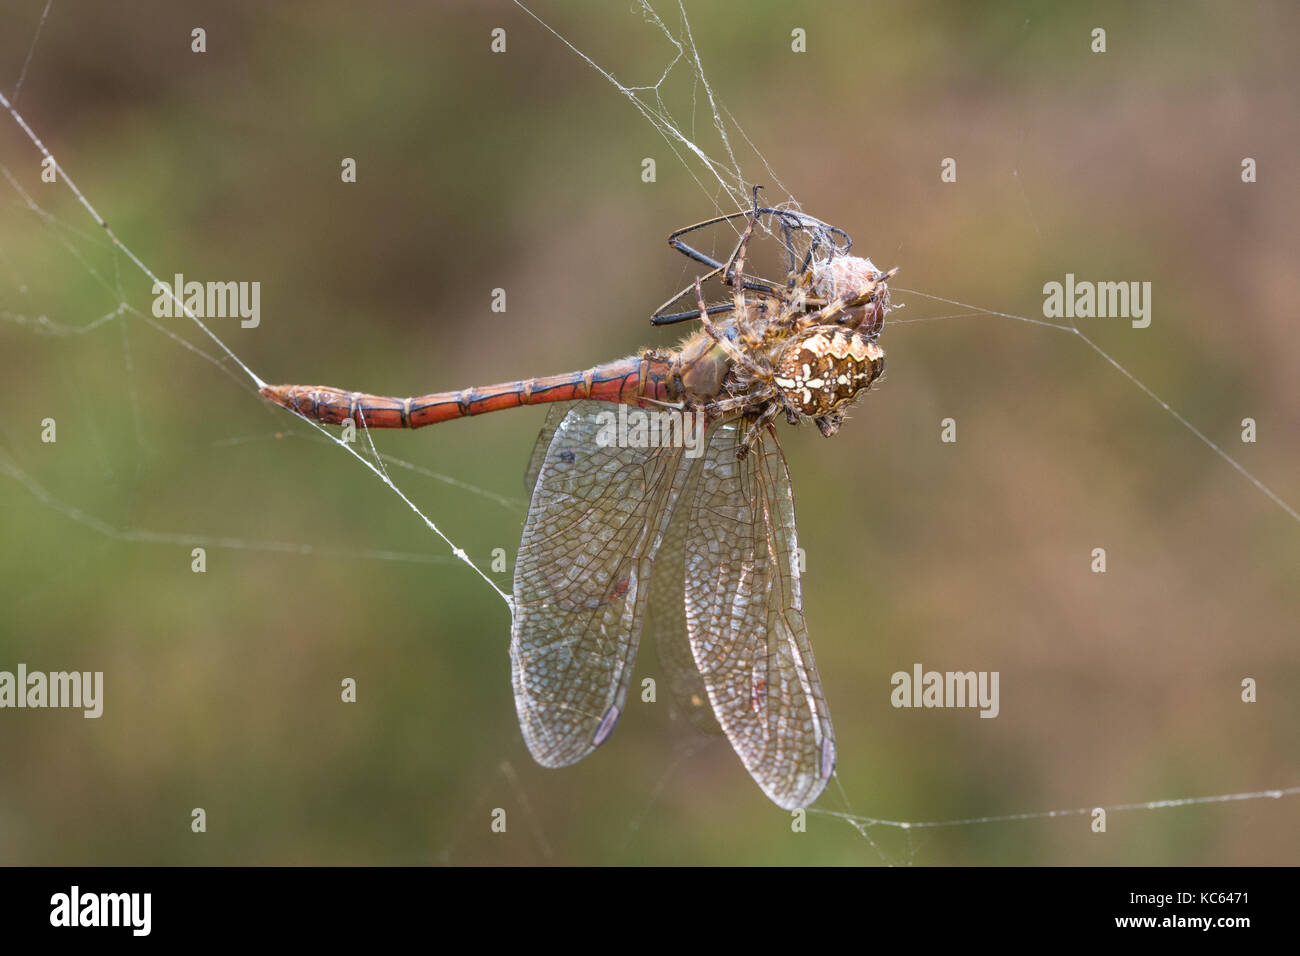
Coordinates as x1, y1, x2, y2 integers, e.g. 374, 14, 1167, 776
772, 327, 884, 419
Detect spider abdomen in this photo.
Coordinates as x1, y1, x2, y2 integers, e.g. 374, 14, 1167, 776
772, 327, 884, 418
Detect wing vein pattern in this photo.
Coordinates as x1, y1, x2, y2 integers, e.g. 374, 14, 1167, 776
511, 401, 695, 766
684, 421, 835, 809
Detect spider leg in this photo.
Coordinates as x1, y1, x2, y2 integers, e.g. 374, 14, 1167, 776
736, 402, 782, 459
794, 266, 900, 331
728, 221, 757, 330
702, 394, 751, 416
722, 187, 761, 288
721, 190, 767, 348
701, 383, 775, 421
693, 277, 768, 379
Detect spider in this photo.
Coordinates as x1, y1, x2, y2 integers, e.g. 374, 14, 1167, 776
658, 187, 897, 456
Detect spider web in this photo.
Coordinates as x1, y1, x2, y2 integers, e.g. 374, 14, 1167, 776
1, 0, 1296, 865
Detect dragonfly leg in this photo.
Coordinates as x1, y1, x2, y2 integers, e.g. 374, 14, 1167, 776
653, 199, 790, 325
654, 189, 834, 326
668, 206, 762, 277
640, 395, 686, 411
667, 195, 848, 280
650, 267, 737, 326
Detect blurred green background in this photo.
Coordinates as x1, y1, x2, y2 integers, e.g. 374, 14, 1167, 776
1, 0, 1296, 865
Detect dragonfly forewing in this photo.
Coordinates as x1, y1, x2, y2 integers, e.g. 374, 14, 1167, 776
511, 401, 695, 767
684, 421, 835, 810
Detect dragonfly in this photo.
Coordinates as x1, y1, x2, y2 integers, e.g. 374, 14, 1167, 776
262, 190, 897, 809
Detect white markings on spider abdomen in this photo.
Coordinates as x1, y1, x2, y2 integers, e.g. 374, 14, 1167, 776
774, 328, 884, 416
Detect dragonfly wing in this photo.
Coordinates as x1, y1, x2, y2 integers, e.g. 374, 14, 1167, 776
646, 448, 722, 734
684, 421, 835, 809
524, 402, 575, 495
511, 401, 692, 767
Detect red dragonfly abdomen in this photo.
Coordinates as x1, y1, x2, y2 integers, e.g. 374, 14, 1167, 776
260, 353, 680, 428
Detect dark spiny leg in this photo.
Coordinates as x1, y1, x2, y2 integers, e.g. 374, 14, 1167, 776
665, 204, 786, 304
668, 205, 770, 268
650, 300, 737, 327
658, 198, 857, 326
651, 266, 734, 326
774, 214, 802, 291
670, 201, 850, 273
737, 402, 782, 459
827, 222, 853, 255
668, 210, 748, 272
797, 232, 820, 281
653, 275, 794, 328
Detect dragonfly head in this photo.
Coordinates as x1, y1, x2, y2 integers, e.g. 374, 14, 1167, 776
810, 255, 897, 336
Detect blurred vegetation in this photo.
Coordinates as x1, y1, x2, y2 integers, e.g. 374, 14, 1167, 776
0, 0, 1296, 864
